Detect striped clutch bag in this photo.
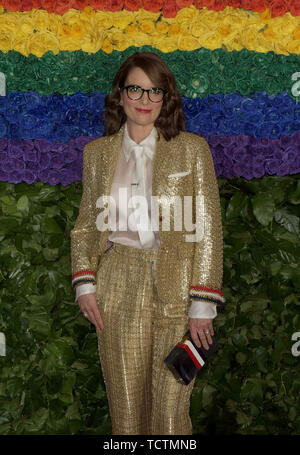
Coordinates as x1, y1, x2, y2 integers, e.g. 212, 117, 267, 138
164, 330, 219, 385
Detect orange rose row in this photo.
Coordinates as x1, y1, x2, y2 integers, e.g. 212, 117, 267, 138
0, 0, 299, 18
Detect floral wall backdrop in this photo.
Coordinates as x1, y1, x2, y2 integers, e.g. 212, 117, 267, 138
0, 1, 299, 435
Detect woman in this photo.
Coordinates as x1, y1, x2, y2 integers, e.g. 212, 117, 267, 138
70, 52, 224, 435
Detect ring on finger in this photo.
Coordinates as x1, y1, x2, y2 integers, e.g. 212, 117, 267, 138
83, 312, 88, 318
204, 329, 210, 335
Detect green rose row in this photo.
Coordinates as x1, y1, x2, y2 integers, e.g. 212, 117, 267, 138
0, 46, 299, 98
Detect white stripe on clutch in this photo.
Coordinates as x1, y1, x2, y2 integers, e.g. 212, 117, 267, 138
184, 340, 205, 367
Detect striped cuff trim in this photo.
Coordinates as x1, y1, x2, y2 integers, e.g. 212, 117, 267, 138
189, 295, 225, 309
72, 270, 97, 288
189, 289, 225, 303
72, 278, 97, 289
72, 270, 96, 280
190, 285, 224, 297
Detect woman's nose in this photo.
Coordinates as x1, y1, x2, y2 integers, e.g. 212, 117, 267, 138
140, 91, 150, 104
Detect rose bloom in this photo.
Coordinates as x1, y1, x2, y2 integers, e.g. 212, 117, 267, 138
269, 0, 289, 17
107, 0, 124, 11
125, 23, 139, 36
124, 0, 143, 11
93, 11, 114, 29
123, 24, 151, 46
175, 0, 193, 8
202, 32, 224, 50
178, 35, 200, 50
168, 23, 181, 36
32, 0, 42, 8
207, 0, 228, 11
19, 17, 35, 34
260, 8, 272, 22
228, 0, 241, 7
55, 0, 74, 14
12, 35, 29, 55
271, 15, 297, 36
22, 0, 34, 11
109, 11, 133, 29
192, 0, 207, 8
30, 9, 51, 30
89, 0, 108, 9
73, 0, 90, 10
143, 0, 164, 13
290, 0, 300, 16
156, 21, 169, 34
135, 8, 160, 22
27, 30, 60, 57
242, 0, 269, 12
190, 20, 210, 37
101, 37, 113, 53
81, 30, 104, 52
176, 6, 197, 26
105, 29, 128, 51
39, 0, 57, 13
2, 0, 22, 11
139, 19, 156, 34
156, 35, 179, 52
162, 0, 179, 18
63, 9, 83, 26
218, 24, 232, 37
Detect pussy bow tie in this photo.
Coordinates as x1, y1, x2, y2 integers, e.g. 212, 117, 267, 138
127, 143, 155, 248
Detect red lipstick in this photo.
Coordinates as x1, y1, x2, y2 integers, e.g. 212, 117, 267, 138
136, 108, 151, 113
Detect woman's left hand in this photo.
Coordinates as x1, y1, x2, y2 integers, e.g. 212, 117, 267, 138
188, 318, 214, 350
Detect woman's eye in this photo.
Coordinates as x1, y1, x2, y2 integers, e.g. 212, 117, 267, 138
151, 88, 162, 94
129, 86, 139, 92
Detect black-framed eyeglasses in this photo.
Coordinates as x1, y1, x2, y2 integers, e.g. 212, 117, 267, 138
120, 85, 167, 103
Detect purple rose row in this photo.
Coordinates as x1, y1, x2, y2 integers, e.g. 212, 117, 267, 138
0, 133, 299, 186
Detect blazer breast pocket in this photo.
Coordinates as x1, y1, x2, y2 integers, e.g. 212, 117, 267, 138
168, 171, 191, 178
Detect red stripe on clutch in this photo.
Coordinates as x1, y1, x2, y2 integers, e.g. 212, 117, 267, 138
177, 342, 203, 370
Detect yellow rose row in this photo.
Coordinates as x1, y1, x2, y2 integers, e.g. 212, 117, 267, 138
0, 5, 300, 56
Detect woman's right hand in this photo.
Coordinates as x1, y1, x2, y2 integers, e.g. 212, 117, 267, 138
78, 293, 104, 332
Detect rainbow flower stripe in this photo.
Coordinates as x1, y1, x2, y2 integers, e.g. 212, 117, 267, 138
0, 7, 300, 56
189, 285, 225, 308
1, 1, 300, 18
71, 270, 97, 290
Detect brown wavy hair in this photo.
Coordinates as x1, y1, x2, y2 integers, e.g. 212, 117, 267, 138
102, 51, 186, 141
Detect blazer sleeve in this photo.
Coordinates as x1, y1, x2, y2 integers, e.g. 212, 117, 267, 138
188, 136, 225, 310
70, 143, 101, 298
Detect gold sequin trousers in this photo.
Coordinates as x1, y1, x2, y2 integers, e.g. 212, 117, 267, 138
96, 242, 196, 435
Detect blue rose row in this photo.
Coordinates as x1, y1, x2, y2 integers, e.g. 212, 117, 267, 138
1, 133, 299, 185
0, 90, 300, 141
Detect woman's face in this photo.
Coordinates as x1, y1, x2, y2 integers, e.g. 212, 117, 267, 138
119, 67, 163, 132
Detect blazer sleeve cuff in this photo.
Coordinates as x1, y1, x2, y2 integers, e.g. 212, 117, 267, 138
72, 270, 96, 293
188, 301, 217, 319
189, 285, 225, 309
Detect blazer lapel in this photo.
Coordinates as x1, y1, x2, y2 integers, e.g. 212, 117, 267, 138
101, 124, 125, 196
152, 130, 170, 197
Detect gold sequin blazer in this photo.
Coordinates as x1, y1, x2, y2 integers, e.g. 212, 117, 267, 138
71, 124, 225, 318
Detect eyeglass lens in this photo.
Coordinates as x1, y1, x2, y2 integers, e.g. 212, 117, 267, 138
127, 86, 164, 102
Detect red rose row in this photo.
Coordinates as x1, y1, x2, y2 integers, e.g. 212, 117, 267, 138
0, 0, 299, 17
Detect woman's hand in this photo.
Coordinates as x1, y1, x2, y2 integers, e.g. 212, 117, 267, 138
78, 293, 104, 332
188, 318, 214, 350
